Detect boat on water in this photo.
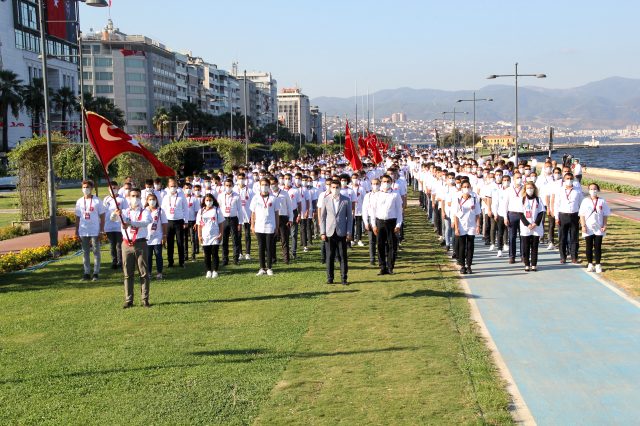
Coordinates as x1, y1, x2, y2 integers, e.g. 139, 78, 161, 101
585, 135, 600, 147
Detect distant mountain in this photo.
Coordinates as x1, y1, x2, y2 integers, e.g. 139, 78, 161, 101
311, 77, 640, 129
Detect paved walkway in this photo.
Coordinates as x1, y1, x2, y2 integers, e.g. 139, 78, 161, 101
0, 227, 75, 254
592, 190, 640, 222
463, 238, 640, 425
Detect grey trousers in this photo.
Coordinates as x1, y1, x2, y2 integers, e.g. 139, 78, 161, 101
81, 235, 101, 275
122, 239, 150, 304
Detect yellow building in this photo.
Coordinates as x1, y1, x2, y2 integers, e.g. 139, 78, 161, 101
478, 135, 516, 148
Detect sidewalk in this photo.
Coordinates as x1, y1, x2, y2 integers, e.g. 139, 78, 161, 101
462, 238, 640, 424
592, 190, 640, 222
0, 227, 76, 254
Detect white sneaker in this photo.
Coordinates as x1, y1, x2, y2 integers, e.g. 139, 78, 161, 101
211, 271, 219, 278
256, 269, 266, 276
245, 253, 251, 260
595, 264, 603, 273
303, 247, 309, 252
503, 244, 508, 251
357, 240, 365, 247
497, 250, 503, 258
266, 269, 274, 276
547, 243, 555, 250
156, 273, 163, 280
206, 271, 212, 278
586, 263, 594, 272
489, 244, 495, 251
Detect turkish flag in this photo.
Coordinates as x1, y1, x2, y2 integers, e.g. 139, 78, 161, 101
84, 111, 175, 177
358, 135, 368, 157
120, 49, 146, 57
368, 134, 383, 165
343, 121, 362, 171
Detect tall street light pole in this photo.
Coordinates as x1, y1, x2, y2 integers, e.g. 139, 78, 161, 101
243, 70, 249, 164
441, 109, 468, 155
457, 93, 493, 160
487, 63, 546, 165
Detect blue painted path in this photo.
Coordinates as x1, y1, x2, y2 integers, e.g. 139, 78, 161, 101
464, 239, 640, 425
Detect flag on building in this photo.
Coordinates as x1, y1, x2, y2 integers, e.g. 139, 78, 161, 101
120, 49, 146, 57
84, 111, 175, 176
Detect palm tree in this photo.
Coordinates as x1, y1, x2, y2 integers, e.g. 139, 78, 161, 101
152, 106, 170, 140
22, 78, 46, 136
0, 70, 24, 153
82, 92, 126, 128
52, 86, 78, 134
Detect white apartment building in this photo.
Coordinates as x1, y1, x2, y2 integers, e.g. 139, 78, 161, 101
240, 71, 277, 128
277, 88, 311, 140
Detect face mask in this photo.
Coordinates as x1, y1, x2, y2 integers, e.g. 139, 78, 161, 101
306, 182, 313, 188
462, 187, 470, 195
169, 186, 177, 194
284, 179, 291, 186
589, 189, 598, 197
381, 182, 390, 191
518, 168, 525, 174
331, 188, 340, 196
148, 199, 157, 207
129, 197, 140, 208
205, 182, 211, 188
185, 188, 192, 195
238, 179, 245, 186
271, 184, 279, 192
524, 170, 531, 176
154, 184, 162, 190
545, 167, 552, 174
372, 184, 380, 192
225, 187, 233, 194
553, 173, 561, 180
261, 185, 269, 194
455, 183, 461, 189
526, 188, 535, 196
495, 176, 502, 183
205, 200, 213, 207
341, 181, 348, 188
82, 188, 91, 196
503, 181, 511, 188
448, 179, 455, 186
564, 180, 573, 187
193, 190, 200, 197
294, 178, 302, 186
515, 178, 522, 185
528, 176, 537, 183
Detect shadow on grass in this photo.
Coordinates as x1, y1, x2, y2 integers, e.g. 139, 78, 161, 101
155, 289, 360, 306
393, 289, 480, 299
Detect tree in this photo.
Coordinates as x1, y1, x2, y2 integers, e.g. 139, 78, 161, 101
52, 86, 78, 134
271, 141, 296, 161
152, 106, 170, 140
441, 129, 464, 148
21, 78, 46, 137
0, 70, 24, 154
82, 93, 126, 128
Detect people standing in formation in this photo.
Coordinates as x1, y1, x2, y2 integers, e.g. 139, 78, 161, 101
75, 147, 612, 307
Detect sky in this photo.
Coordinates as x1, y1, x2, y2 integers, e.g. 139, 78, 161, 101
80, 0, 640, 99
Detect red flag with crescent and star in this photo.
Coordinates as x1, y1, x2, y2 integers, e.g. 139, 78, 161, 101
84, 111, 175, 176
367, 134, 383, 165
343, 120, 362, 171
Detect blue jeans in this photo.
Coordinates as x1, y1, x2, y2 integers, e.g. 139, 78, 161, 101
443, 217, 453, 247
147, 244, 163, 274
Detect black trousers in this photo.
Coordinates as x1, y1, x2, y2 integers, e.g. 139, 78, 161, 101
434, 206, 442, 235
106, 231, 123, 265
183, 220, 197, 260
354, 216, 363, 241
376, 218, 397, 272
240, 222, 251, 256
300, 218, 310, 247
456, 234, 475, 266
368, 229, 378, 263
277, 215, 290, 263
585, 235, 603, 264
203, 244, 220, 272
522, 236, 540, 267
256, 232, 274, 270
222, 216, 240, 263
547, 214, 556, 245
507, 212, 522, 259
483, 213, 495, 244
326, 233, 348, 282
559, 212, 579, 260
291, 210, 299, 257
496, 215, 508, 248
167, 219, 184, 266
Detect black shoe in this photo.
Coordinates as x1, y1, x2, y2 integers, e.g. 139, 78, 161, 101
234, 260, 240, 265
222, 260, 229, 266
111, 263, 118, 270
377, 270, 389, 276
168, 264, 175, 268
451, 254, 457, 259
440, 240, 446, 246
122, 302, 133, 309
388, 269, 394, 275
92, 274, 99, 282
369, 261, 376, 266
484, 240, 491, 246
460, 266, 468, 274
142, 300, 150, 308
342, 280, 349, 286
82, 274, 90, 281
326, 280, 334, 284
466, 266, 473, 274
179, 264, 185, 268
116, 263, 123, 268
445, 245, 450, 252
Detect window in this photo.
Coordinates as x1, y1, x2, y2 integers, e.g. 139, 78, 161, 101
92, 45, 101, 54
126, 72, 145, 82
15, 30, 24, 50
82, 57, 91, 66
95, 85, 113, 94
126, 85, 146, 95
82, 71, 93, 80
94, 57, 112, 67
127, 112, 147, 121
82, 85, 93, 95
128, 99, 147, 108
18, 1, 38, 30
125, 58, 145, 68
95, 72, 113, 81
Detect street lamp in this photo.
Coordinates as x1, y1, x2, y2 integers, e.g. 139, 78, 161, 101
37, 0, 107, 248
487, 62, 546, 165
441, 108, 468, 154
457, 93, 493, 159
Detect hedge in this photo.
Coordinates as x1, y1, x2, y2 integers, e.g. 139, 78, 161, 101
582, 179, 640, 196
0, 235, 81, 274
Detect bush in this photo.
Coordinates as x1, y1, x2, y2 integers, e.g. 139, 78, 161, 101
0, 226, 29, 241
156, 140, 201, 176
271, 141, 296, 161
0, 235, 81, 274
582, 179, 640, 196
209, 138, 245, 171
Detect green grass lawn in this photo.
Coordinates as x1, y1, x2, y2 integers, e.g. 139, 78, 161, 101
0, 206, 512, 425
598, 216, 640, 297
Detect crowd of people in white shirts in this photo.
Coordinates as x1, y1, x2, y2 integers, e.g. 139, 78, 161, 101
74, 154, 409, 307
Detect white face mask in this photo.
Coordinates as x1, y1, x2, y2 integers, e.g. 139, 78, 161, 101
82, 187, 91, 196
238, 179, 245, 186
129, 197, 140, 208
261, 185, 269, 194
225, 187, 233, 194
526, 188, 535, 196
455, 183, 461, 189
341, 181, 348, 188
284, 179, 291, 186
589, 189, 598, 197
553, 173, 561, 180
564, 179, 573, 187
331, 188, 340, 196
461, 187, 470, 195
514, 178, 522, 185
294, 178, 302, 186
185, 188, 192, 195
372, 184, 380, 192
503, 181, 511, 188
205, 200, 213, 207
169, 186, 177, 194
154, 184, 162, 190
381, 182, 390, 191
148, 199, 157, 207
271, 184, 279, 192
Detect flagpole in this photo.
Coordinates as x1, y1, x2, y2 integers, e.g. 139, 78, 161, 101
82, 110, 132, 245
355, 81, 358, 138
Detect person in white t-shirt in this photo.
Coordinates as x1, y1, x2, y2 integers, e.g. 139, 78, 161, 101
519, 182, 546, 272
145, 192, 168, 280
579, 183, 610, 273
250, 179, 280, 276
235, 173, 254, 260
197, 193, 226, 278
75, 180, 105, 281
451, 180, 481, 274
103, 181, 127, 270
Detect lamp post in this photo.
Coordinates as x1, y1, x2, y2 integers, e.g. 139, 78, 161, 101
457, 93, 493, 159
243, 70, 249, 164
441, 108, 468, 154
37, 0, 107, 248
487, 63, 546, 165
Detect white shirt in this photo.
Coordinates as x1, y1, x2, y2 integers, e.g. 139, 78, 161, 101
235, 186, 254, 224
184, 194, 200, 222
505, 185, 526, 213
555, 186, 583, 214
579, 197, 610, 236
118, 207, 152, 241
161, 193, 188, 221
196, 206, 226, 246
103, 195, 127, 233
451, 194, 482, 236
147, 207, 168, 245
371, 190, 403, 227
75, 196, 105, 237
351, 186, 365, 216
220, 191, 241, 218
519, 197, 545, 237
250, 194, 279, 233
272, 188, 293, 221
361, 191, 377, 227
